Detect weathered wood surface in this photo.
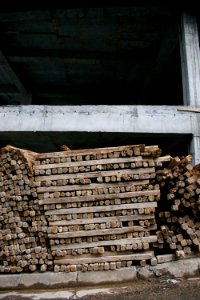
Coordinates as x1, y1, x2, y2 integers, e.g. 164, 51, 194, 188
49, 214, 155, 226
45, 202, 157, 215
51, 236, 157, 251
48, 224, 157, 239
155, 154, 200, 256
40, 190, 160, 205
35, 167, 156, 182
54, 251, 154, 265
37, 144, 146, 159
37, 180, 150, 193
35, 155, 170, 170
34, 156, 149, 169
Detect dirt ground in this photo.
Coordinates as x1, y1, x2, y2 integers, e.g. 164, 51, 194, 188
80, 278, 200, 300
81, 278, 200, 300
0, 277, 200, 300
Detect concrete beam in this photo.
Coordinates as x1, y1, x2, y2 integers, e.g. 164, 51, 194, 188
179, 13, 200, 107
0, 105, 196, 134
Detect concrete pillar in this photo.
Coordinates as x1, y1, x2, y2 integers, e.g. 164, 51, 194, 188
190, 136, 200, 165
180, 12, 200, 107
180, 12, 200, 164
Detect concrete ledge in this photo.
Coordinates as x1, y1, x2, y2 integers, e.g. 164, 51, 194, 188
0, 258, 199, 290
0, 272, 77, 290
78, 267, 137, 286
151, 257, 200, 278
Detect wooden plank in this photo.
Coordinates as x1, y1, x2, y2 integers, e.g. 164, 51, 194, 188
177, 107, 200, 113
35, 167, 155, 182
51, 236, 158, 251
37, 144, 146, 159
45, 202, 157, 215
154, 155, 172, 163
48, 224, 157, 239
156, 254, 176, 264
49, 214, 155, 226
40, 190, 160, 205
33, 155, 169, 171
37, 180, 149, 193
34, 156, 146, 169
54, 251, 154, 265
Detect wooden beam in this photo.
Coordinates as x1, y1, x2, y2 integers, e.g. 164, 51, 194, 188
0, 51, 32, 104
52, 236, 157, 251
45, 201, 157, 215
34, 156, 149, 169
49, 214, 155, 226
48, 225, 157, 239
35, 167, 155, 182
40, 190, 160, 205
37, 180, 150, 193
54, 251, 154, 265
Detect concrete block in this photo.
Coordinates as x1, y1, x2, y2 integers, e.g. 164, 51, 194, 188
0, 272, 77, 290
0, 274, 21, 290
78, 267, 137, 285
137, 266, 154, 279
151, 257, 200, 278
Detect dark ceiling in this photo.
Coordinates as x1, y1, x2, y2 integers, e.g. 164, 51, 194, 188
0, 3, 186, 106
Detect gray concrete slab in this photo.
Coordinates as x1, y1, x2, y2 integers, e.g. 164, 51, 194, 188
150, 257, 200, 278
0, 272, 77, 290
78, 267, 137, 286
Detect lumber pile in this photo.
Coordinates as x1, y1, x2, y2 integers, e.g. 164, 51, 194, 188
154, 155, 200, 258
34, 144, 164, 272
2, 143, 200, 273
0, 144, 169, 273
0, 146, 52, 273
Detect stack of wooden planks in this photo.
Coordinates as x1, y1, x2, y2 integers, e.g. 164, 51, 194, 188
0, 145, 171, 273
33, 144, 167, 272
154, 155, 200, 258
0, 146, 53, 273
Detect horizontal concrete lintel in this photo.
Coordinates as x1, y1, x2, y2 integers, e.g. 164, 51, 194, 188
0, 105, 196, 134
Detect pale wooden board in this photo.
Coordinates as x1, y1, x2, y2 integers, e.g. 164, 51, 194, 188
54, 251, 154, 265
51, 236, 158, 251
35, 155, 171, 170
45, 201, 157, 215
49, 214, 155, 226
40, 189, 160, 205
37, 180, 150, 193
48, 224, 157, 239
37, 144, 146, 159
35, 167, 155, 182
34, 156, 145, 169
